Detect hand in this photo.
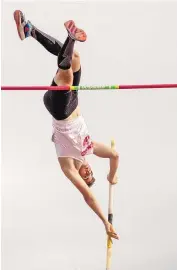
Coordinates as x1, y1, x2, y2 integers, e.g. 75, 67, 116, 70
104, 222, 119, 240
107, 174, 118, 185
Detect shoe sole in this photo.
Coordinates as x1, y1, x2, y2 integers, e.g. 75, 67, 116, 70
64, 20, 87, 42
14, 10, 25, 40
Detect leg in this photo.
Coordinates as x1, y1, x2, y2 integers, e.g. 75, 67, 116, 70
31, 26, 63, 56
71, 51, 81, 74
54, 20, 86, 84
43, 20, 85, 119
14, 10, 63, 56
14, 10, 82, 73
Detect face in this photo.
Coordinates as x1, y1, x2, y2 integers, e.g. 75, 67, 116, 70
79, 163, 95, 186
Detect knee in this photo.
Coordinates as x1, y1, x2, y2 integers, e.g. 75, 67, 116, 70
54, 69, 73, 85
73, 51, 80, 59
72, 51, 80, 71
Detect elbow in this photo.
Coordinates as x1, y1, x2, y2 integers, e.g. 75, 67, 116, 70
111, 150, 119, 160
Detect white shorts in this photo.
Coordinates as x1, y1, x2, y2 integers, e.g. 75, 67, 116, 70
52, 115, 93, 162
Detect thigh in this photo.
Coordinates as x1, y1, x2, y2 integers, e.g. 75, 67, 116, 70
54, 68, 73, 86
71, 51, 81, 72
73, 67, 81, 86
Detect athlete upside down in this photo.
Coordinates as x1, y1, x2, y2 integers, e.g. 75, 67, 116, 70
14, 10, 119, 240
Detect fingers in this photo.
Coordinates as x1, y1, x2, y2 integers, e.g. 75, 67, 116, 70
107, 175, 118, 185
107, 231, 119, 240
110, 181, 118, 185
109, 180, 118, 185
107, 224, 120, 240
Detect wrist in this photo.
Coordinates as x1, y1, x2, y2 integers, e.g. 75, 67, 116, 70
103, 219, 109, 226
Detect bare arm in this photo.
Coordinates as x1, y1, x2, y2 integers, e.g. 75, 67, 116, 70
93, 141, 119, 182
62, 166, 119, 239
62, 166, 107, 224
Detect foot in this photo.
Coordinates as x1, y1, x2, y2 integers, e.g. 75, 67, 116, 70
13, 10, 32, 40
64, 20, 87, 42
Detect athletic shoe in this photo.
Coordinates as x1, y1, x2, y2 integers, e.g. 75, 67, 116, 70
64, 20, 87, 42
14, 10, 32, 40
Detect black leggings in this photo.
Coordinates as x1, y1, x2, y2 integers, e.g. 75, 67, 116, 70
52, 68, 81, 87
31, 25, 81, 85
43, 74, 80, 120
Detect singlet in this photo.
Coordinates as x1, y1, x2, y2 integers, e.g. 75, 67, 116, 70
43, 68, 81, 120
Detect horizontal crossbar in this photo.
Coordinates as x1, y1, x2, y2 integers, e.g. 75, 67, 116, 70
1, 84, 177, 90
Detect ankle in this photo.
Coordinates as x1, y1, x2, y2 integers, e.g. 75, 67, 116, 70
24, 21, 33, 38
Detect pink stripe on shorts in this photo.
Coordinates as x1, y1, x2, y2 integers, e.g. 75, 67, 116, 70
52, 116, 93, 162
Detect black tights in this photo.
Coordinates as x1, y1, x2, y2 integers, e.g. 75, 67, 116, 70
31, 24, 77, 71
31, 26, 63, 56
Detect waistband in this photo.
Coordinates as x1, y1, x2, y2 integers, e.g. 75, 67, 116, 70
52, 115, 84, 129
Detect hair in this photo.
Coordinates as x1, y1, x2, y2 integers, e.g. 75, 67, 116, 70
87, 176, 96, 187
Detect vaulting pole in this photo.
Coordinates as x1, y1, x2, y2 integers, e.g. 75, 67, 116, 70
106, 139, 116, 270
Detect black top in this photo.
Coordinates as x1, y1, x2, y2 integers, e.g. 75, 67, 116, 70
43, 68, 81, 120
